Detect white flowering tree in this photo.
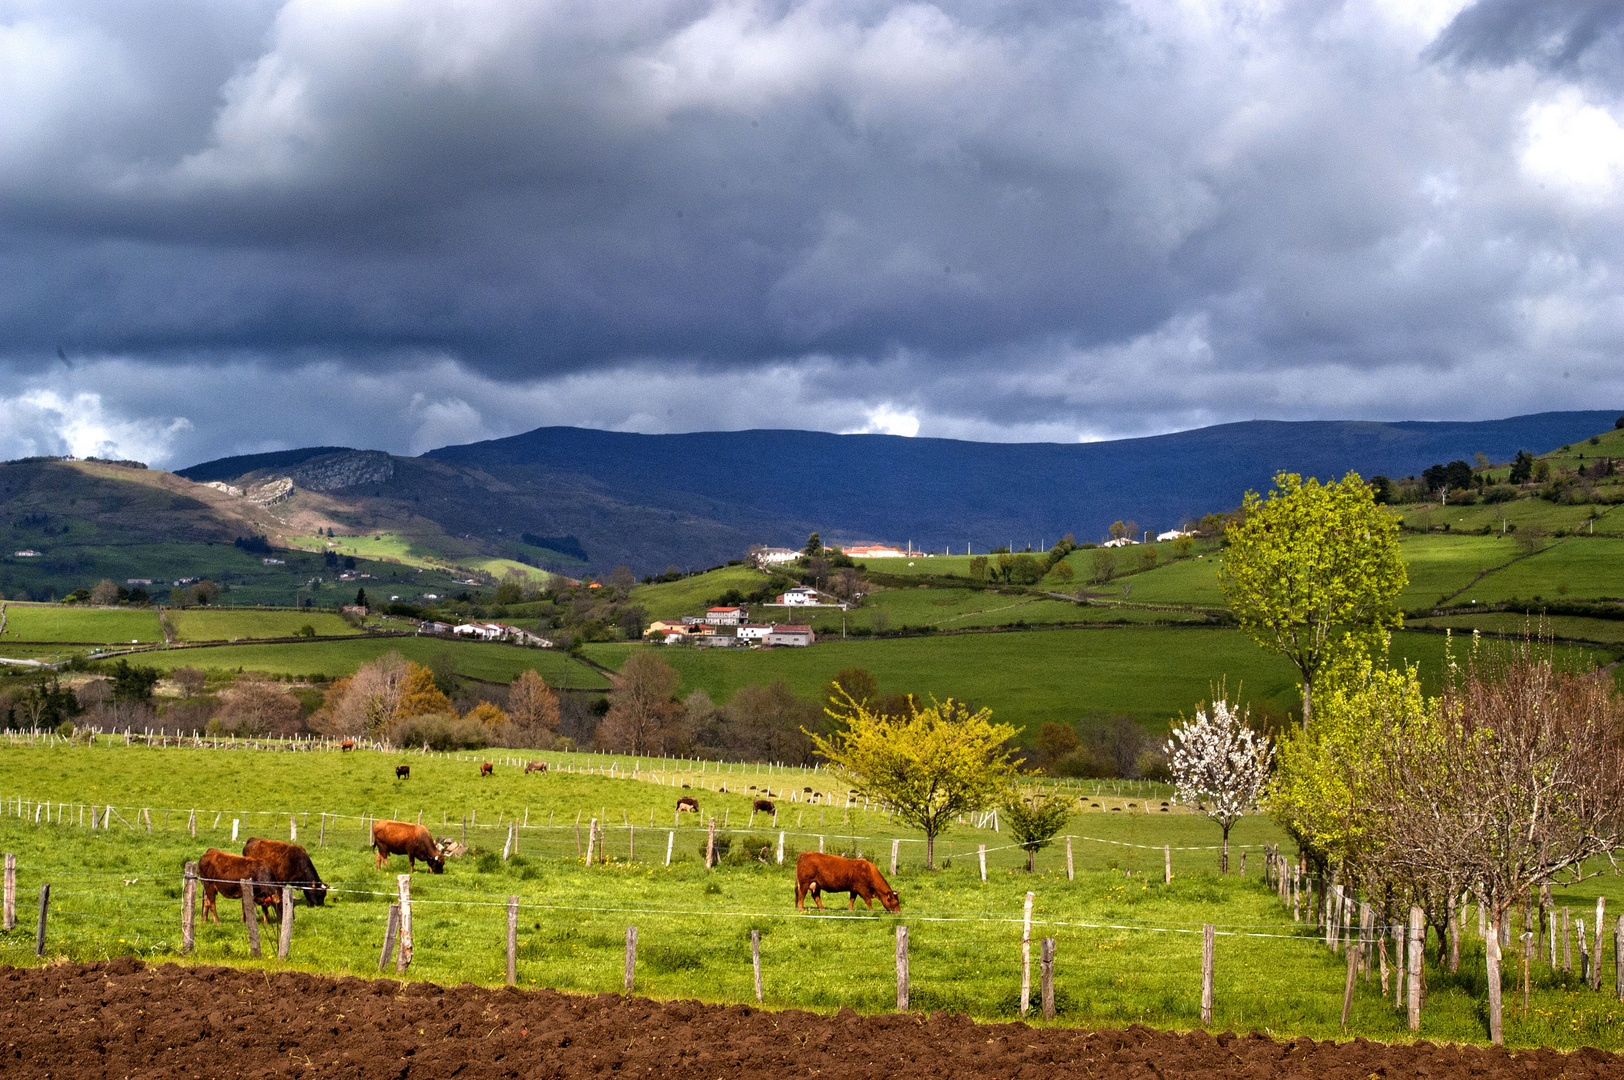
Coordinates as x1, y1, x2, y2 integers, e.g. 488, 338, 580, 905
1166, 699, 1274, 873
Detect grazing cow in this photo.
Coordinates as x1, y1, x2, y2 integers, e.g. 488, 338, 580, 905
241, 838, 329, 907
371, 820, 446, 874
752, 799, 775, 814
524, 761, 548, 775
676, 796, 699, 813
480, 762, 494, 777
340, 740, 356, 752
794, 852, 901, 913
198, 848, 283, 924
395, 765, 410, 780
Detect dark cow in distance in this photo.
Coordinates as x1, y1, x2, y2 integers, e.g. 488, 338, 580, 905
795, 852, 901, 913
752, 799, 775, 814
480, 762, 494, 777
198, 848, 283, 924
372, 819, 446, 873
525, 761, 548, 774
241, 838, 329, 907
676, 796, 699, 813
395, 765, 410, 779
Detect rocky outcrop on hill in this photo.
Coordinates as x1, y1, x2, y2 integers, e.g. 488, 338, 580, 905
286, 450, 395, 492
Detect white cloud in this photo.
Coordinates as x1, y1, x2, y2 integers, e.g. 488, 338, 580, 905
0, 388, 192, 464
842, 403, 921, 438
1522, 89, 1624, 202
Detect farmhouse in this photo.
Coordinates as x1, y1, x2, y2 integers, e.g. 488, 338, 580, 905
773, 585, 825, 606
766, 625, 815, 647
698, 628, 740, 648
1100, 537, 1138, 548
737, 623, 772, 643
843, 544, 908, 558
751, 546, 799, 565
705, 606, 747, 626
13, 550, 40, 557
1156, 528, 1194, 542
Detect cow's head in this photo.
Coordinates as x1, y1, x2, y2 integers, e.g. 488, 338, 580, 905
302, 881, 330, 907
879, 889, 902, 912
427, 845, 447, 874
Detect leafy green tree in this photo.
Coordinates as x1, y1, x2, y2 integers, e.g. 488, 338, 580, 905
1034, 722, 1080, 768
999, 790, 1073, 871
1088, 548, 1117, 585
968, 556, 989, 583
812, 690, 1021, 868
110, 660, 160, 704
802, 532, 823, 557
1049, 560, 1075, 584
1008, 553, 1043, 584
1218, 472, 1406, 727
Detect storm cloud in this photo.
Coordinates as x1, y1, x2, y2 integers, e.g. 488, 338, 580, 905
1, 0, 1622, 467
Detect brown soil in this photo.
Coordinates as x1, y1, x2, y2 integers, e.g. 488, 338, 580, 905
2, 959, 1621, 1080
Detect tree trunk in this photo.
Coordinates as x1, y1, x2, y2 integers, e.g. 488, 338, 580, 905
1221, 824, 1231, 874
1301, 678, 1312, 732
926, 831, 935, 871
1027, 847, 1035, 873
1485, 909, 1504, 1045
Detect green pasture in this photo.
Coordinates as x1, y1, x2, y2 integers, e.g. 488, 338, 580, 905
1453, 538, 1624, 604
1390, 534, 1520, 608
1080, 554, 1224, 607
1410, 612, 1624, 646
631, 565, 774, 622
1399, 500, 1611, 536
587, 629, 1470, 732
129, 636, 609, 689
167, 609, 361, 641
824, 588, 1206, 634
0, 740, 1617, 1047
0, 603, 164, 643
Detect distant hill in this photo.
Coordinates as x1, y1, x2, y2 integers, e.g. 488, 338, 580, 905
412, 411, 1621, 568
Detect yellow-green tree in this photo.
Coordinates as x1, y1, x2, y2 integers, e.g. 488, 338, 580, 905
999, 790, 1073, 871
1219, 471, 1405, 727
394, 662, 452, 719
811, 688, 1020, 869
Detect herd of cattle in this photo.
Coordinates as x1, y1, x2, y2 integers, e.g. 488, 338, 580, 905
194, 810, 901, 924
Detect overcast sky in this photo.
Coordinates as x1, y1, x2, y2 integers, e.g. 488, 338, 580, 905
2, 0, 1622, 468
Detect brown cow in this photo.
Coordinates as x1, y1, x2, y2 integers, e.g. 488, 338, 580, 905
795, 852, 901, 913
480, 762, 494, 777
395, 765, 410, 779
372, 819, 446, 873
676, 796, 699, 812
340, 739, 356, 752
524, 761, 548, 774
198, 848, 283, 924
242, 838, 329, 907
752, 798, 775, 814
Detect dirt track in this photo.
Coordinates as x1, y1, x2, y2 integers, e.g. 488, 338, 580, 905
2, 960, 1621, 1079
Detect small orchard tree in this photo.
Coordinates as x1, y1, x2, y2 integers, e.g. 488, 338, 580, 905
1166, 698, 1273, 872
1000, 790, 1073, 871
812, 687, 1020, 869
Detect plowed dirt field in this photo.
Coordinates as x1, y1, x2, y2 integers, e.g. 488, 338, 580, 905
2, 959, 1620, 1079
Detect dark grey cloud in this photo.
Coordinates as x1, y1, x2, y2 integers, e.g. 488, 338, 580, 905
1, 0, 1623, 467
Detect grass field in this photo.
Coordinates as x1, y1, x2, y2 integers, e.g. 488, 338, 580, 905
631, 565, 775, 622
1399, 500, 1615, 536
586, 629, 1475, 731
128, 636, 611, 688
818, 588, 1208, 635
1, 603, 164, 643
0, 739, 1615, 1048
167, 609, 362, 641
1453, 538, 1624, 604
1410, 612, 1624, 646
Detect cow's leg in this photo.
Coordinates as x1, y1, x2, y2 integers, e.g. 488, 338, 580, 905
202, 886, 217, 924
374, 846, 387, 870
795, 883, 805, 912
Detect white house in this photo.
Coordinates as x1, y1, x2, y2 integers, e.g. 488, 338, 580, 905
705, 606, 747, 626
773, 586, 824, 606
751, 547, 799, 565
698, 629, 740, 648
13, 550, 40, 557
1156, 529, 1194, 542
737, 623, 773, 643
1100, 537, 1139, 548
766, 625, 815, 647
453, 622, 505, 641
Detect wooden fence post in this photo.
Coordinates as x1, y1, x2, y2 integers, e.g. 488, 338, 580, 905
507, 896, 519, 986
34, 883, 48, 957
396, 874, 412, 973
318, 813, 326, 847
978, 845, 987, 883
1407, 905, 1423, 1032
705, 818, 717, 868
188, 810, 197, 838
1614, 915, 1623, 1002
181, 862, 197, 955
1200, 924, 1215, 1024
586, 818, 597, 865
1341, 921, 1359, 1030
378, 904, 400, 972
1563, 907, 1572, 973
665, 830, 674, 866
1040, 937, 1056, 1021
752, 930, 763, 1004
1579, 918, 1590, 984
241, 878, 262, 959
1020, 891, 1035, 1017
1486, 914, 1503, 1045
3, 853, 14, 931
628, 824, 634, 861
289, 815, 297, 843
896, 925, 909, 1012
776, 832, 784, 864
1065, 837, 1073, 881
278, 886, 294, 959
891, 839, 899, 877
1593, 898, 1607, 991
624, 926, 638, 993
1165, 845, 1172, 885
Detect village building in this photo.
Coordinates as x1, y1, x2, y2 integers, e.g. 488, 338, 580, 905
772, 585, 825, 606
705, 606, 747, 625
843, 544, 909, 558
766, 625, 815, 647
736, 623, 773, 643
